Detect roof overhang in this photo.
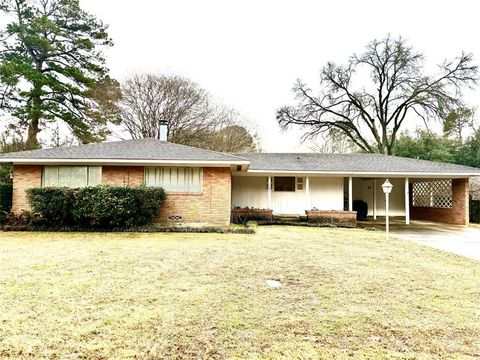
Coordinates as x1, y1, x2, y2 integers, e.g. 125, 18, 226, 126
1, 158, 251, 167
234, 169, 479, 178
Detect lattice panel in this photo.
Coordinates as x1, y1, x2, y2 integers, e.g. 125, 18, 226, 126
412, 180, 452, 208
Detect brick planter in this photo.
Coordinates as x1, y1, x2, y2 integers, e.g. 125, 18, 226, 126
305, 210, 357, 228
231, 208, 273, 224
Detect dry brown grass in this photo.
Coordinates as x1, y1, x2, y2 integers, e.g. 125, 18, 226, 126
1, 226, 480, 359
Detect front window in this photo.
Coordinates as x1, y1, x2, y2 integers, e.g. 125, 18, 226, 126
274, 177, 296, 192
145, 167, 203, 192
42, 166, 102, 187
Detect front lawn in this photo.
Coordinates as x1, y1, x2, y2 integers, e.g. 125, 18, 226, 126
1, 227, 479, 359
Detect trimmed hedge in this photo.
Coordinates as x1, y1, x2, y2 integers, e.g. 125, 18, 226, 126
0, 183, 12, 212
6, 224, 255, 234
27, 186, 166, 228
27, 187, 75, 224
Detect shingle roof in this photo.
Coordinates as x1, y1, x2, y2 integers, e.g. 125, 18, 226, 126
1, 139, 479, 175
234, 153, 480, 175
0, 139, 248, 163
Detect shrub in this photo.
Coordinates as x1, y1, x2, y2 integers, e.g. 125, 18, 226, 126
0, 210, 33, 231
27, 187, 75, 225
0, 183, 13, 212
73, 186, 165, 227
27, 186, 166, 228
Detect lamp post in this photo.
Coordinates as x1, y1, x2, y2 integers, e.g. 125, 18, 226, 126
382, 179, 393, 240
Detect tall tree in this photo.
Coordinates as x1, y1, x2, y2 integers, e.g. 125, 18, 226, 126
277, 35, 478, 154
0, 0, 114, 149
443, 107, 475, 141
452, 131, 480, 168
394, 130, 456, 163
119, 73, 258, 152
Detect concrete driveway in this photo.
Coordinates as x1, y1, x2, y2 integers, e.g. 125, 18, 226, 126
361, 219, 480, 261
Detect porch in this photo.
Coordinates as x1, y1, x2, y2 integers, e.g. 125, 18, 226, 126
231, 175, 470, 226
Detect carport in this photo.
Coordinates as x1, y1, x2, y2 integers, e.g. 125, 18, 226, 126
349, 176, 470, 225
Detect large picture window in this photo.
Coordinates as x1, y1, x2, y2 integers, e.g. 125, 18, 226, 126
42, 166, 102, 187
145, 167, 203, 192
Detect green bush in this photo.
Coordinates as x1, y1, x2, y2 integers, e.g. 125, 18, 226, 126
27, 186, 166, 228
0, 183, 13, 212
27, 187, 75, 224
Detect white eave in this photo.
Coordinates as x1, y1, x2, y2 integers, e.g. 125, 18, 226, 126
234, 169, 479, 178
2, 158, 251, 167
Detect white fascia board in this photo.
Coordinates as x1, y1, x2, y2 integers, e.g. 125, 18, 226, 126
239, 169, 479, 178
3, 158, 250, 167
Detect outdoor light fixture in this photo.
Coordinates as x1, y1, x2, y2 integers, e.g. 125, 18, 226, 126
382, 179, 393, 240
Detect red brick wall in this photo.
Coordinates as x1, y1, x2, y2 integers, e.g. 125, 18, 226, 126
102, 166, 144, 186
158, 167, 232, 227
411, 178, 469, 225
11, 165, 232, 226
12, 165, 42, 214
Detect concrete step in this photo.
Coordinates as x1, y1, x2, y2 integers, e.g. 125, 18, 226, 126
273, 215, 302, 222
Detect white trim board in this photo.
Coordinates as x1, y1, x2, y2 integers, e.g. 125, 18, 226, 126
235, 170, 479, 177
2, 158, 250, 167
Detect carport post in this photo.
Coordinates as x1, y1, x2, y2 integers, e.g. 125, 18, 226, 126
267, 176, 272, 209
405, 177, 410, 225
348, 177, 353, 211
305, 176, 310, 209
373, 179, 377, 220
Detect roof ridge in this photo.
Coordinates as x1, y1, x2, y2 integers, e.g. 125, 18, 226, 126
168, 141, 249, 161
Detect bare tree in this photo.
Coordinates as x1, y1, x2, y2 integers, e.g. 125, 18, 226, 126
186, 124, 258, 153
309, 129, 355, 154
277, 35, 478, 154
119, 73, 258, 151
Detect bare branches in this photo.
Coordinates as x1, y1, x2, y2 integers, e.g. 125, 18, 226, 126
119, 74, 258, 152
277, 35, 478, 154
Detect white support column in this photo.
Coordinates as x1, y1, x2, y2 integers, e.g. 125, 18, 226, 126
405, 177, 410, 225
268, 176, 272, 210
348, 176, 353, 211
306, 176, 310, 209
373, 179, 377, 220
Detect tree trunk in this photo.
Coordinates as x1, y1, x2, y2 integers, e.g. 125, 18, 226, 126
26, 80, 42, 150
26, 115, 40, 149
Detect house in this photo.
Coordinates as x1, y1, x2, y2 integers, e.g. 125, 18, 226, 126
1, 138, 479, 226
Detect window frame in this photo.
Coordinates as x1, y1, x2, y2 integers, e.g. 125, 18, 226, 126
273, 176, 296, 192
144, 167, 204, 193
296, 177, 304, 191
42, 166, 102, 188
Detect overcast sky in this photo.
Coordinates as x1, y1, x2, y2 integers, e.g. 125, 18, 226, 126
81, 0, 480, 152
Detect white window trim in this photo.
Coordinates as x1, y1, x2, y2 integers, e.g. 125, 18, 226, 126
272, 176, 303, 192
296, 177, 304, 191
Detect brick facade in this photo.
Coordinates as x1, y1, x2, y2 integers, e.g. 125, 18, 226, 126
411, 178, 469, 225
11, 165, 232, 227
12, 165, 42, 214
102, 166, 144, 186
157, 167, 232, 227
